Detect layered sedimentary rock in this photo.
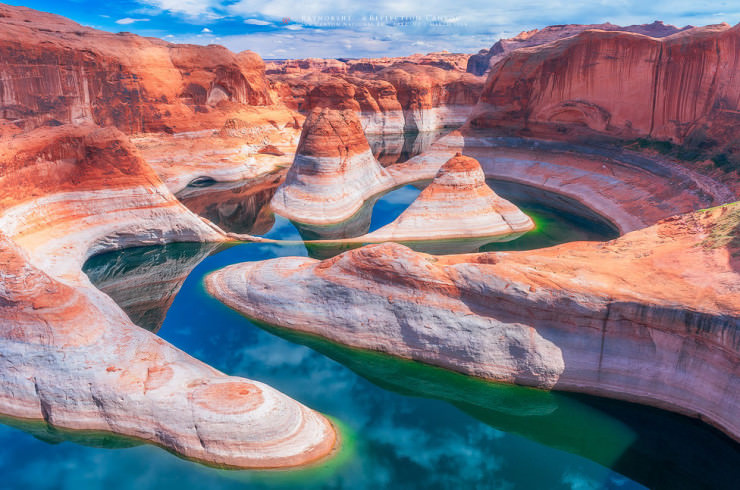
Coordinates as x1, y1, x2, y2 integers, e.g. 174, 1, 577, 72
379, 64, 482, 132
0, 4, 270, 135
0, 124, 336, 467
466, 21, 689, 75
363, 153, 534, 242
271, 106, 393, 224
395, 130, 737, 234
270, 62, 484, 133
0, 4, 300, 192
470, 23, 740, 161
208, 203, 740, 442
266, 51, 471, 76
133, 107, 302, 193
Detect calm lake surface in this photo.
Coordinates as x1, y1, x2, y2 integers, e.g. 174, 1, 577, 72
2, 170, 737, 489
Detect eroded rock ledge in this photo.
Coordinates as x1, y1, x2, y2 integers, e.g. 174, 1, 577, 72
363, 153, 534, 243
0, 124, 337, 468
270, 105, 393, 224
207, 203, 740, 442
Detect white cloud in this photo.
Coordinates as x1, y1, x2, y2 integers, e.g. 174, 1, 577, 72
244, 18, 271, 25
137, 0, 222, 19
201, 27, 212, 32
129, 0, 739, 58
115, 18, 150, 25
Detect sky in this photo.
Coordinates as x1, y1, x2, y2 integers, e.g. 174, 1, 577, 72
4, 0, 739, 59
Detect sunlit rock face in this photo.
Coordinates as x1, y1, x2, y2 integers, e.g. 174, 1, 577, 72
364, 153, 534, 243
0, 124, 223, 271
271, 104, 393, 224
0, 4, 270, 136
208, 203, 740, 442
0, 4, 302, 194
0, 232, 336, 468
470, 24, 740, 158
268, 57, 485, 134
466, 21, 690, 76
0, 123, 337, 468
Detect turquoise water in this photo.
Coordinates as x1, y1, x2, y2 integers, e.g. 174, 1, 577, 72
2, 181, 737, 489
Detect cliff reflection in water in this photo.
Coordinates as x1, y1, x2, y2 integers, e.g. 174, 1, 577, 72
255, 321, 740, 490
83, 243, 220, 332
368, 129, 452, 166
176, 171, 284, 235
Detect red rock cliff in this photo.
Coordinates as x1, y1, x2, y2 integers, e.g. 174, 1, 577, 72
466, 21, 690, 75
269, 59, 484, 133
0, 4, 271, 135
470, 24, 740, 156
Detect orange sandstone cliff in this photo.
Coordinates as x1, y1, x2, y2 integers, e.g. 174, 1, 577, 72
0, 124, 337, 467
466, 21, 690, 75
470, 24, 740, 166
0, 4, 270, 135
208, 203, 740, 442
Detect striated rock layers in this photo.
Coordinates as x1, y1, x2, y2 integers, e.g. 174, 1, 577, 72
0, 124, 336, 467
270, 106, 393, 224
0, 4, 301, 193
363, 153, 534, 242
466, 21, 689, 76
208, 203, 740, 442
0, 4, 270, 135
470, 23, 740, 157
270, 62, 484, 133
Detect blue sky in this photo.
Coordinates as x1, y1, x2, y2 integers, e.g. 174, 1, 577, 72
4, 0, 739, 58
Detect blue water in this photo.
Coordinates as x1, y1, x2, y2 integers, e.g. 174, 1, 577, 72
2, 181, 737, 489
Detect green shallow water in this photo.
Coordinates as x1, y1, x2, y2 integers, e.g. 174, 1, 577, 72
2, 179, 737, 490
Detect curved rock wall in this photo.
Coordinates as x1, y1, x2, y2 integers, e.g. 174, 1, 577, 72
0, 123, 337, 468
207, 204, 740, 442
466, 21, 689, 76
470, 24, 740, 156
0, 4, 271, 135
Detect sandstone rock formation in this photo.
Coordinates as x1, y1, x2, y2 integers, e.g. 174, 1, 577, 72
364, 153, 533, 243
466, 21, 689, 75
0, 4, 301, 193
0, 123, 337, 467
207, 203, 740, 442
269, 62, 484, 133
470, 23, 740, 165
0, 4, 269, 135
394, 130, 737, 234
266, 51, 471, 76
270, 106, 393, 224
133, 106, 302, 193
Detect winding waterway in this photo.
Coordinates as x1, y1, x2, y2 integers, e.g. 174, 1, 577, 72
0, 177, 734, 490
1, 136, 737, 489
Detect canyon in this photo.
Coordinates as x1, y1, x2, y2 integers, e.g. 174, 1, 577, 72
0, 2, 738, 482
207, 203, 740, 441
0, 123, 337, 468
470, 22, 740, 177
